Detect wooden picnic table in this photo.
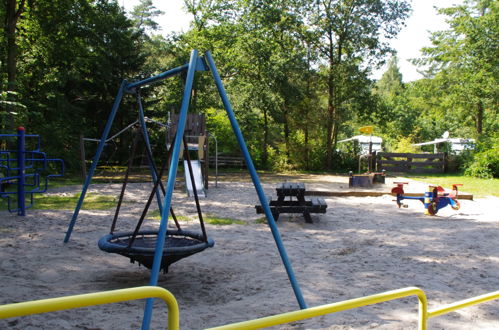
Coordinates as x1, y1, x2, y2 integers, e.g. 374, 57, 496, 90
255, 182, 327, 223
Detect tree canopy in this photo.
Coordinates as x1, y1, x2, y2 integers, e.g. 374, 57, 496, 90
0, 0, 496, 177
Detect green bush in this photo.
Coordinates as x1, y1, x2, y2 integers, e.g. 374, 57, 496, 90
464, 137, 499, 179
267, 145, 293, 172
393, 137, 419, 153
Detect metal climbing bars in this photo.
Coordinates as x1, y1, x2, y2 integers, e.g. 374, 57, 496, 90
0, 127, 64, 215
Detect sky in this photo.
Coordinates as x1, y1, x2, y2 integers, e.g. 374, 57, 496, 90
122, 0, 465, 82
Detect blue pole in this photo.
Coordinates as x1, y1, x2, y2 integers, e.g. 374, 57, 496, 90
17, 127, 26, 216
204, 51, 308, 309
136, 93, 163, 213
64, 80, 127, 243
126, 64, 189, 90
141, 50, 199, 330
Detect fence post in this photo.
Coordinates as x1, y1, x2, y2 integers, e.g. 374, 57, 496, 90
443, 152, 447, 173
407, 155, 412, 173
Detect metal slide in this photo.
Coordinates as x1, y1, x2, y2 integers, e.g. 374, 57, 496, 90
184, 160, 206, 197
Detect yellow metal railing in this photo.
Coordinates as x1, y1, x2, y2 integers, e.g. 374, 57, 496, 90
428, 290, 499, 318
1, 285, 497, 329
207, 287, 499, 330
0, 286, 179, 330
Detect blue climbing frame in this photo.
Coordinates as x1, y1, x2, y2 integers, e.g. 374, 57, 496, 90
63, 50, 307, 329
0, 127, 64, 215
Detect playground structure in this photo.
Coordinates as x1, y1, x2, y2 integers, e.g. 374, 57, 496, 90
96, 121, 214, 274
391, 182, 462, 215
79, 116, 169, 179
80, 113, 218, 195
168, 112, 209, 196
338, 126, 381, 176
0, 127, 64, 215
63, 50, 307, 328
338, 127, 386, 188
3, 53, 494, 329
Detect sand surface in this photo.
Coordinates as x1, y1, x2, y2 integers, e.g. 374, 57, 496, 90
1, 174, 498, 329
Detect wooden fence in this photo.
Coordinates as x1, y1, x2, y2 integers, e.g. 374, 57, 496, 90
376, 152, 446, 173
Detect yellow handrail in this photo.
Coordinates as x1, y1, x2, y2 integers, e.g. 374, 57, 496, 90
207, 287, 428, 330
428, 290, 499, 318
0, 286, 179, 330
1, 285, 497, 329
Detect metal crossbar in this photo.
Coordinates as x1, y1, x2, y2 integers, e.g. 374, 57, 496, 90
83, 117, 169, 143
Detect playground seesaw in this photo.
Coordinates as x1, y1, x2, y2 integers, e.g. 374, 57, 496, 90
391, 182, 462, 215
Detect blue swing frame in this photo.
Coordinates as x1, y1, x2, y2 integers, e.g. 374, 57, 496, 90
64, 50, 307, 329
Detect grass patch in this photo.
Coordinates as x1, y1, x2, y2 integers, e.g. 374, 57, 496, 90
146, 209, 192, 221
33, 193, 117, 210
205, 216, 246, 225
46, 177, 85, 189
404, 173, 498, 198
146, 210, 245, 225
42, 168, 157, 189
255, 217, 268, 224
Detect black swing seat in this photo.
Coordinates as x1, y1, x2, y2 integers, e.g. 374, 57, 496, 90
98, 229, 215, 273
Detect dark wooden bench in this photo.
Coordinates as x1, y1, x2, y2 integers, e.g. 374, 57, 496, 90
209, 155, 245, 168
255, 182, 327, 223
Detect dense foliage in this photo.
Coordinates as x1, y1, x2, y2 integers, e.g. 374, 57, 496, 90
0, 0, 497, 177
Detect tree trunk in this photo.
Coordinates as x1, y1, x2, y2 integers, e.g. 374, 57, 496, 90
4, 0, 26, 130
476, 101, 483, 135
304, 117, 309, 170
326, 68, 336, 170
331, 119, 339, 169
262, 107, 269, 168
284, 107, 290, 161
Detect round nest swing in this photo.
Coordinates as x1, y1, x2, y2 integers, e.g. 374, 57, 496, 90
98, 229, 215, 273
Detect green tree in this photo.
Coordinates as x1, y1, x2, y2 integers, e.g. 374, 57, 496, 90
1, 0, 27, 130
417, 0, 498, 137
370, 55, 420, 147
376, 55, 404, 98
129, 0, 164, 32
182, 0, 310, 168
9, 0, 145, 168
304, 0, 410, 170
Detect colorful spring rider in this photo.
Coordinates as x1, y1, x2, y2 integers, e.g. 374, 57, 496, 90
0, 127, 64, 215
391, 182, 462, 215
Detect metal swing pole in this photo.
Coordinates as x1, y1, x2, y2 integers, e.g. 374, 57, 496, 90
141, 50, 200, 330
64, 80, 128, 243
136, 92, 164, 213
204, 51, 308, 310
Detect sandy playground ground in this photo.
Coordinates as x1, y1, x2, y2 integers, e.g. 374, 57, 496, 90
0, 173, 498, 329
